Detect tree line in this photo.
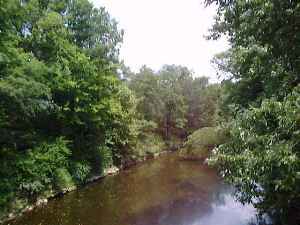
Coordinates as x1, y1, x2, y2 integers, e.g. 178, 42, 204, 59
125, 65, 219, 145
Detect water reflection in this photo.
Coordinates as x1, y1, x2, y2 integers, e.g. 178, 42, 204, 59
7, 153, 260, 225
192, 192, 256, 225
125, 184, 257, 225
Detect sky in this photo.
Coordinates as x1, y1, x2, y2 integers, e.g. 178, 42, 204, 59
91, 0, 228, 82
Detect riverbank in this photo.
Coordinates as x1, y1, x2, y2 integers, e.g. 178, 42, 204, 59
4, 152, 259, 225
1, 150, 172, 224
1, 166, 119, 224
1, 127, 214, 224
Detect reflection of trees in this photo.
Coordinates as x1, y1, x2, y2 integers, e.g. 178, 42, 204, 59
208, 183, 233, 206
10, 154, 267, 225
124, 161, 240, 225
207, 184, 272, 225
125, 194, 214, 225
247, 216, 273, 225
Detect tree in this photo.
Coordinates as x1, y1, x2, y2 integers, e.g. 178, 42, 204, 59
0, 0, 135, 217
128, 64, 219, 142
207, 0, 300, 108
206, 0, 300, 223
210, 89, 300, 224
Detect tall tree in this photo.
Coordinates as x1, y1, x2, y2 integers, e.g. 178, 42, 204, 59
0, 0, 135, 216
128, 64, 218, 141
207, 1, 300, 224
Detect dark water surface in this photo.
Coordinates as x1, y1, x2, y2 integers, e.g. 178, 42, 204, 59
7, 153, 258, 225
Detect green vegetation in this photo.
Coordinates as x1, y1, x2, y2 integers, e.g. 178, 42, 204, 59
180, 127, 228, 160
132, 132, 166, 160
0, 0, 220, 220
125, 65, 220, 152
1, 0, 298, 224
206, 0, 300, 224
0, 0, 134, 219
54, 168, 76, 192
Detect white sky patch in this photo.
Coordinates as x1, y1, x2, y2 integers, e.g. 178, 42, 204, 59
91, 0, 229, 82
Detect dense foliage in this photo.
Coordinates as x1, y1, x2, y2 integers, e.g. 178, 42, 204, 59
206, 0, 300, 224
180, 126, 228, 160
5, 0, 297, 223
210, 89, 300, 223
0, 0, 221, 220
126, 65, 220, 146
0, 0, 135, 218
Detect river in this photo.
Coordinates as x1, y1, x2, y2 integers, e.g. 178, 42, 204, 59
6, 152, 259, 225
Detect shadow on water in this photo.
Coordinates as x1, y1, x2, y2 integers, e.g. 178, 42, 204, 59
7, 153, 267, 225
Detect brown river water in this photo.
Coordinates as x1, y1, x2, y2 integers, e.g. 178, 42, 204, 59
6, 152, 260, 225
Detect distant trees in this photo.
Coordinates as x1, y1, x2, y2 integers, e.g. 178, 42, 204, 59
127, 65, 220, 143
206, 0, 300, 224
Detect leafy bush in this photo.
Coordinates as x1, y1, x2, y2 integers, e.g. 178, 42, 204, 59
132, 133, 166, 159
0, 138, 70, 218
0, 148, 18, 215
184, 127, 228, 149
99, 146, 114, 170
209, 87, 300, 223
16, 137, 71, 197
54, 168, 75, 192
180, 127, 228, 159
135, 120, 158, 135
70, 161, 91, 184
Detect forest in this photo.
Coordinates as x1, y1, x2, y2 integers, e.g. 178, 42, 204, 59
0, 0, 299, 225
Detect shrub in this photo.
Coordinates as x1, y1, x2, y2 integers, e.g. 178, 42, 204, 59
179, 127, 228, 160
132, 132, 166, 159
0, 137, 71, 218
99, 146, 113, 170
70, 161, 91, 184
16, 137, 71, 197
54, 168, 75, 192
0, 148, 18, 212
184, 127, 228, 150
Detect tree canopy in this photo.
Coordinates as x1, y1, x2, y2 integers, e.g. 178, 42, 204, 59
127, 64, 219, 143
207, 0, 300, 224
0, 0, 135, 218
